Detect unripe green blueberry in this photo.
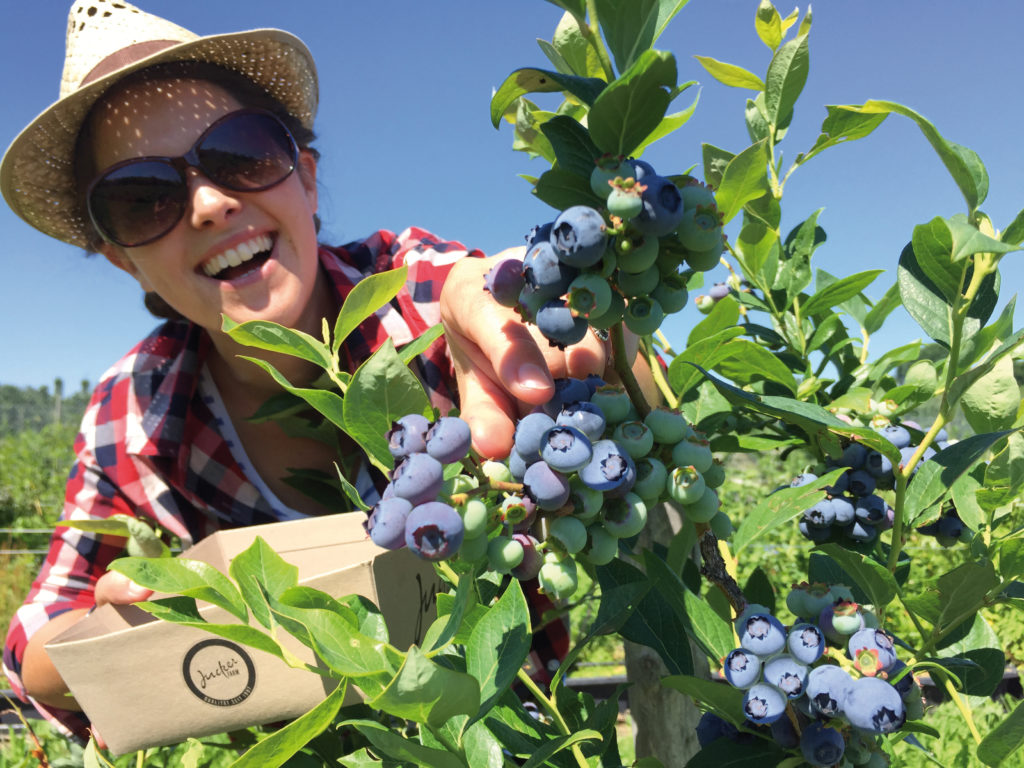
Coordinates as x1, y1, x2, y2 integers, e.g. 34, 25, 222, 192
651, 273, 688, 313
607, 183, 644, 219
581, 525, 618, 565
591, 385, 631, 424
632, 457, 668, 502
603, 492, 648, 538
612, 420, 655, 460
624, 297, 665, 336
597, 248, 618, 278
677, 205, 723, 252
538, 552, 579, 600
548, 515, 588, 554
694, 294, 715, 314
590, 155, 633, 199
679, 179, 716, 211
701, 459, 726, 489
684, 237, 724, 272
481, 460, 513, 484
459, 499, 491, 540
458, 531, 489, 563
671, 439, 714, 474
567, 273, 613, 318
684, 487, 719, 523
587, 289, 625, 330
617, 266, 660, 297
643, 406, 690, 444
443, 473, 478, 497
615, 233, 659, 273
569, 478, 604, 523
487, 535, 525, 573
666, 465, 706, 505
709, 511, 733, 539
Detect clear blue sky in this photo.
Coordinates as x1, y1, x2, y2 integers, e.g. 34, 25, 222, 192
1, 1, 1021, 389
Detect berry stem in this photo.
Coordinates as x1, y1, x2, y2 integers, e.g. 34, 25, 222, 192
641, 337, 679, 409
943, 676, 983, 744
610, 323, 651, 419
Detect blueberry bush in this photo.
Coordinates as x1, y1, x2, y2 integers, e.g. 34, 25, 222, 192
76, 1, 1024, 766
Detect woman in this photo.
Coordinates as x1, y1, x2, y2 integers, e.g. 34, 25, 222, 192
1, 0, 622, 741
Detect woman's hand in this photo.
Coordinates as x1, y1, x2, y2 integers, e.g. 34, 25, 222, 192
441, 249, 611, 459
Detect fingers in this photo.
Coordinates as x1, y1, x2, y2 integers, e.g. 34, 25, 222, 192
94, 570, 152, 606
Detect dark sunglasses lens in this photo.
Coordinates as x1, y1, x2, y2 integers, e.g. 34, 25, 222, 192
197, 112, 297, 190
89, 162, 187, 247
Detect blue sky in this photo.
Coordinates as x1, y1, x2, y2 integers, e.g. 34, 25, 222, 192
1, 1, 1021, 389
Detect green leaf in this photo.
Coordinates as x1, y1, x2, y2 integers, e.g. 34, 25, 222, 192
466, 580, 531, 714
551, 10, 603, 78
764, 34, 809, 128
533, 166, 606, 211
221, 316, 332, 370
693, 56, 765, 90
617, 560, 694, 675
960, 353, 1021, 434
713, 338, 799, 394
935, 613, 1005, 696
904, 561, 999, 631
490, 68, 606, 128
344, 339, 433, 473
596, 0, 660, 74
816, 544, 900, 608
368, 645, 480, 727
238, 356, 346, 431
1001, 205, 1024, 246
802, 270, 884, 317
714, 140, 770, 225
977, 699, 1024, 766
633, 87, 700, 154
661, 675, 745, 726
57, 514, 133, 537
798, 105, 887, 164
701, 142, 735, 189
331, 267, 408, 356
521, 730, 602, 768
734, 219, 780, 277
755, 0, 782, 50
684, 738, 787, 767
543, 0, 586, 21
776, 210, 824, 307
904, 430, 1020, 526
982, 432, 1024, 510
341, 719, 465, 768
109, 557, 248, 622
229, 536, 299, 629
688, 295, 741, 346
588, 50, 677, 156
540, 114, 601, 178
863, 281, 903, 334
397, 324, 445, 367
946, 213, 1019, 262
231, 681, 347, 768
512, 100, 557, 163
843, 100, 989, 212
911, 217, 965, 303
732, 468, 847, 554
667, 327, 746, 397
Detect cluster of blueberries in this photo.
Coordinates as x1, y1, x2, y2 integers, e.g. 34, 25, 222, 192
698, 583, 920, 767
364, 375, 730, 601
792, 421, 959, 547
483, 154, 723, 348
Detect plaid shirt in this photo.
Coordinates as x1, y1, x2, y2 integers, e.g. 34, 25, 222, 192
3, 228, 480, 738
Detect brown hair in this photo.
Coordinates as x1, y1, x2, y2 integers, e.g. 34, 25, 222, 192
74, 60, 321, 320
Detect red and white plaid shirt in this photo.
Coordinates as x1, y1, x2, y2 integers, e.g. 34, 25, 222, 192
3, 228, 480, 737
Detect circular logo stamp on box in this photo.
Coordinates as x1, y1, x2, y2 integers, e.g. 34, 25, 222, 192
182, 638, 256, 706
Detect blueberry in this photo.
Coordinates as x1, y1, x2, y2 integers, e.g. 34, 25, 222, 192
590, 154, 634, 199
615, 232, 660, 273
702, 459, 726, 489
878, 424, 912, 449
390, 452, 444, 505
552, 205, 608, 267
425, 416, 472, 465
458, 499, 491, 540
523, 241, 577, 299
523, 461, 571, 510
802, 498, 836, 529
848, 628, 897, 676
840, 442, 868, 469
607, 183, 644, 219
500, 494, 537, 527
483, 257, 526, 308
684, 487, 720, 524
602, 492, 648, 538
581, 374, 607, 397
844, 520, 878, 543
787, 623, 825, 664
723, 648, 762, 689
508, 448, 538, 481
536, 299, 589, 349
590, 386, 631, 424
696, 711, 738, 748
579, 439, 636, 493
806, 664, 853, 718
510, 533, 543, 580
617, 265, 661, 298
844, 677, 906, 734
612, 420, 655, 460
628, 158, 657, 180
566, 272, 613, 318
525, 221, 554, 248
544, 378, 592, 416
864, 450, 893, 480
548, 515, 588, 554
404, 502, 464, 560
538, 551, 579, 599
652, 272, 689, 313
763, 654, 809, 698
677, 205, 724, 252
847, 469, 877, 497
632, 457, 668, 502
633, 175, 685, 237
514, 412, 557, 458
568, 478, 604, 523
556, 401, 606, 442
709, 511, 734, 539
671, 439, 714, 474
679, 178, 716, 210
739, 613, 787, 657
580, 524, 618, 565
386, 413, 431, 460
799, 519, 833, 543
539, 425, 593, 474
800, 722, 846, 767
742, 682, 786, 725
789, 472, 819, 487
770, 716, 800, 750
667, 465, 707, 505
684, 237, 725, 272
830, 495, 856, 524
708, 281, 730, 301
623, 296, 665, 336
487, 535, 525, 573
364, 497, 413, 550
854, 494, 887, 524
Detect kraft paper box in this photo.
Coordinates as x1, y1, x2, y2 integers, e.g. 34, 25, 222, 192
45, 512, 446, 755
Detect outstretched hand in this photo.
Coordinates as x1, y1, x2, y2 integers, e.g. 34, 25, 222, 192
441, 249, 610, 459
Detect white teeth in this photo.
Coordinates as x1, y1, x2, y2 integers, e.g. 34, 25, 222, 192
202, 235, 273, 277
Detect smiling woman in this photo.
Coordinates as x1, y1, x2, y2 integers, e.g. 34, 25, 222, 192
0, 0, 624, 745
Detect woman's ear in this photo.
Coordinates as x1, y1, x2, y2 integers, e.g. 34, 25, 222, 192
297, 149, 318, 214
100, 245, 155, 293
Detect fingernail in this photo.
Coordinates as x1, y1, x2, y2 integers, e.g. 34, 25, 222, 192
126, 581, 151, 599
516, 363, 551, 390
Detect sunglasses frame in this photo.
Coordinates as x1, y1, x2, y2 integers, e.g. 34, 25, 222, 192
86, 108, 300, 248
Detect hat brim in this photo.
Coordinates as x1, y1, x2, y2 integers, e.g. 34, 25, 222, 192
0, 28, 318, 248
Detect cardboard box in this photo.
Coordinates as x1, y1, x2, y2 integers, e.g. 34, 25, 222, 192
45, 512, 446, 755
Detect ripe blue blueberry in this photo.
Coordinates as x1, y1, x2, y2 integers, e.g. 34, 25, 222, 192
799, 519, 833, 543
802, 498, 836, 529
742, 682, 786, 725
844, 677, 906, 734
510, 533, 543, 580
865, 450, 894, 480
831, 495, 856, 525
789, 472, 818, 488
364, 497, 413, 550
483, 258, 526, 308
386, 414, 430, 460
514, 412, 557, 458
696, 712, 739, 748
878, 424, 912, 449
806, 664, 853, 718
723, 648, 761, 689
552, 205, 608, 267
854, 494, 887, 524
763, 654, 809, 699
523, 460, 572, 510
633, 175, 685, 237
580, 439, 636, 493
540, 425, 593, 474
525, 221, 554, 248
425, 416, 472, 465
556, 401, 607, 442
847, 469, 877, 497
390, 452, 444, 505
544, 377, 593, 417
536, 299, 590, 349
628, 158, 656, 180
840, 442, 868, 469
848, 628, 898, 676
739, 613, 787, 657
843, 520, 878, 543
404, 502, 464, 560
800, 722, 846, 768
787, 623, 825, 664
523, 240, 577, 299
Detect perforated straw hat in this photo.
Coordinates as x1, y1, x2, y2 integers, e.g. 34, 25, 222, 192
0, 0, 319, 248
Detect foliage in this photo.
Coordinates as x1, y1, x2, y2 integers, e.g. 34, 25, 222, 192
0, 381, 90, 439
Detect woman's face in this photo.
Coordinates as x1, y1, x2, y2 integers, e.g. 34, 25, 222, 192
88, 77, 322, 334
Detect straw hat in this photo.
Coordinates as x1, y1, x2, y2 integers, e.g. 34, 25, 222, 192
0, 0, 319, 248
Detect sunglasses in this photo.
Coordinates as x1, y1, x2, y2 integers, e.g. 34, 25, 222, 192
86, 108, 299, 248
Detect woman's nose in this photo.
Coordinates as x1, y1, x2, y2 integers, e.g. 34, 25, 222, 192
186, 169, 241, 231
